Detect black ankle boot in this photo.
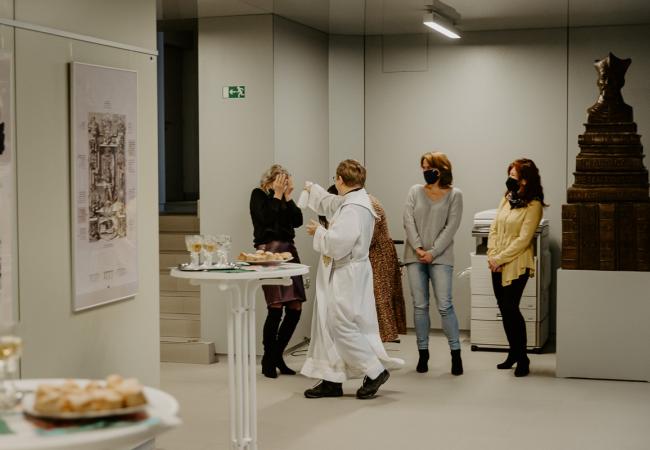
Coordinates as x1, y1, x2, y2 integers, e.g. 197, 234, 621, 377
497, 353, 517, 370
262, 308, 282, 378
416, 349, 429, 373
276, 309, 301, 375
451, 349, 463, 375
514, 357, 530, 377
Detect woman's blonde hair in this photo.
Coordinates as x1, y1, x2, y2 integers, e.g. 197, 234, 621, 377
260, 164, 290, 191
336, 159, 366, 187
420, 152, 453, 188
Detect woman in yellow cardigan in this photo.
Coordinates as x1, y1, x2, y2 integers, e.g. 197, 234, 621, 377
487, 159, 545, 377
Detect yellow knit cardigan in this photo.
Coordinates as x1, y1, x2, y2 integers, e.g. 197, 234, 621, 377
487, 197, 543, 287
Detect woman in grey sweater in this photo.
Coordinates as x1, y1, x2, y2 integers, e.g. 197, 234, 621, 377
403, 152, 463, 375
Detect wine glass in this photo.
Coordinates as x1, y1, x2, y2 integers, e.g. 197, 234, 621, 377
202, 235, 218, 268
185, 235, 203, 269
0, 323, 22, 410
215, 235, 232, 266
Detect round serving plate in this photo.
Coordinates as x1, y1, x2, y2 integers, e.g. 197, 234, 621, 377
21, 392, 147, 420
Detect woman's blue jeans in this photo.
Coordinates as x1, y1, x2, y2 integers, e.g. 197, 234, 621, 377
406, 263, 460, 351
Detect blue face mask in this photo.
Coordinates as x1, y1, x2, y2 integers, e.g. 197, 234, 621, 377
423, 170, 439, 185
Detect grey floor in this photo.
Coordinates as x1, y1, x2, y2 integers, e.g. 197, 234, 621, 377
156, 332, 650, 450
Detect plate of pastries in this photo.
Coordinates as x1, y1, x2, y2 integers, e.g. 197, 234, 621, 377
238, 250, 293, 265
22, 375, 148, 419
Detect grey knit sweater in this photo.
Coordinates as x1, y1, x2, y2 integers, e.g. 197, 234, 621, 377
402, 185, 463, 266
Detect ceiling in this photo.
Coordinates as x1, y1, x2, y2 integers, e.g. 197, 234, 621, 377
157, 0, 650, 34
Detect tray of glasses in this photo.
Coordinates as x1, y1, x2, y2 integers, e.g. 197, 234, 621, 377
177, 263, 241, 271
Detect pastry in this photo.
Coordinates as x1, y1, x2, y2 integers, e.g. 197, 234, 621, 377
33, 375, 147, 414
238, 250, 293, 262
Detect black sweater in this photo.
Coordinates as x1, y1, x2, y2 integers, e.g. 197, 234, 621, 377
249, 188, 303, 246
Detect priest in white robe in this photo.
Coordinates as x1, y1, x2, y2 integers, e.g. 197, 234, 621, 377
300, 159, 404, 400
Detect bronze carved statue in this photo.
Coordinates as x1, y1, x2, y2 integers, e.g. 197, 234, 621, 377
587, 53, 633, 123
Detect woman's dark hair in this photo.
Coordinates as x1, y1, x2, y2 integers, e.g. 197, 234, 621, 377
318, 185, 340, 228
507, 158, 548, 207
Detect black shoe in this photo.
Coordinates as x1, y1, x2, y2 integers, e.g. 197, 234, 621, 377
416, 349, 429, 373
304, 380, 343, 399
451, 349, 463, 376
356, 370, 390, 399
514, 358, 530, 377
496, 354, 517, 370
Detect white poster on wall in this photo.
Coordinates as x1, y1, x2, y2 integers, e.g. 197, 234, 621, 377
0, 51, 14, 325
70, 62, 138, 311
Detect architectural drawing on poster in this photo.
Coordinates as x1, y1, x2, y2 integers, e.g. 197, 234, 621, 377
88, 112, 128, 243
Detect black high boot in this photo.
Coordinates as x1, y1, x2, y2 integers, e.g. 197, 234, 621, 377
275, 309, 301, 375
451, 349, 463, 376
514, 355, 530, 377
416, 349, 429, 373
262, 308, 282, 378
496, 352, 518, 369
514, 347, 530, 377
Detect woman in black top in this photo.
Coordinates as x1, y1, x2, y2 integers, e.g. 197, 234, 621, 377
250, 164, 306, 378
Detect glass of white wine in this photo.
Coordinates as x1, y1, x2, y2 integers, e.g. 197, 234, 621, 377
0, 329, 22, 410
202, 235, 218, 268
184, 235, 203, 269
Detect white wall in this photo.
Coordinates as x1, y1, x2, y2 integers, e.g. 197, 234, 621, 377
364, 30, 568, 330
329, 35, 364, 173
199, 15, 328, 353
13, 0, 160, 386
198, 15, 275, 354
199, 15, 329, 353
273, 16, 329, 346
15, 0, 156, 50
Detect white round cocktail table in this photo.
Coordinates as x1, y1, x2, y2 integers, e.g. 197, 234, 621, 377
171, 262, 309, 450
0, 378, 180, 450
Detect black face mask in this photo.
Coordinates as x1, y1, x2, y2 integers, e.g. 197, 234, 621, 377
424, 170, 440, 185
506, 177, 519, 192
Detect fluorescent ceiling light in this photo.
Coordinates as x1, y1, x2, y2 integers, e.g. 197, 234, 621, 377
423, 12, 461, 39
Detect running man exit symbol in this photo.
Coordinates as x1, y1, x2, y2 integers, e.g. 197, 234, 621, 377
222, 86, 246, 99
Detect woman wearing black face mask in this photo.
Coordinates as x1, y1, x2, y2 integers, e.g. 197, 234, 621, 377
249, 164, 306, 378
403, 151, 464, 375
487, 158, 546, 377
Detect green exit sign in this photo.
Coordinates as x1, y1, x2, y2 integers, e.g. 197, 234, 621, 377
223, 86, 246, 99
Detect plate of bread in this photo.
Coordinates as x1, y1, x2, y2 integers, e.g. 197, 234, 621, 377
22, 375, 148, 420
238, 250, 293, 265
